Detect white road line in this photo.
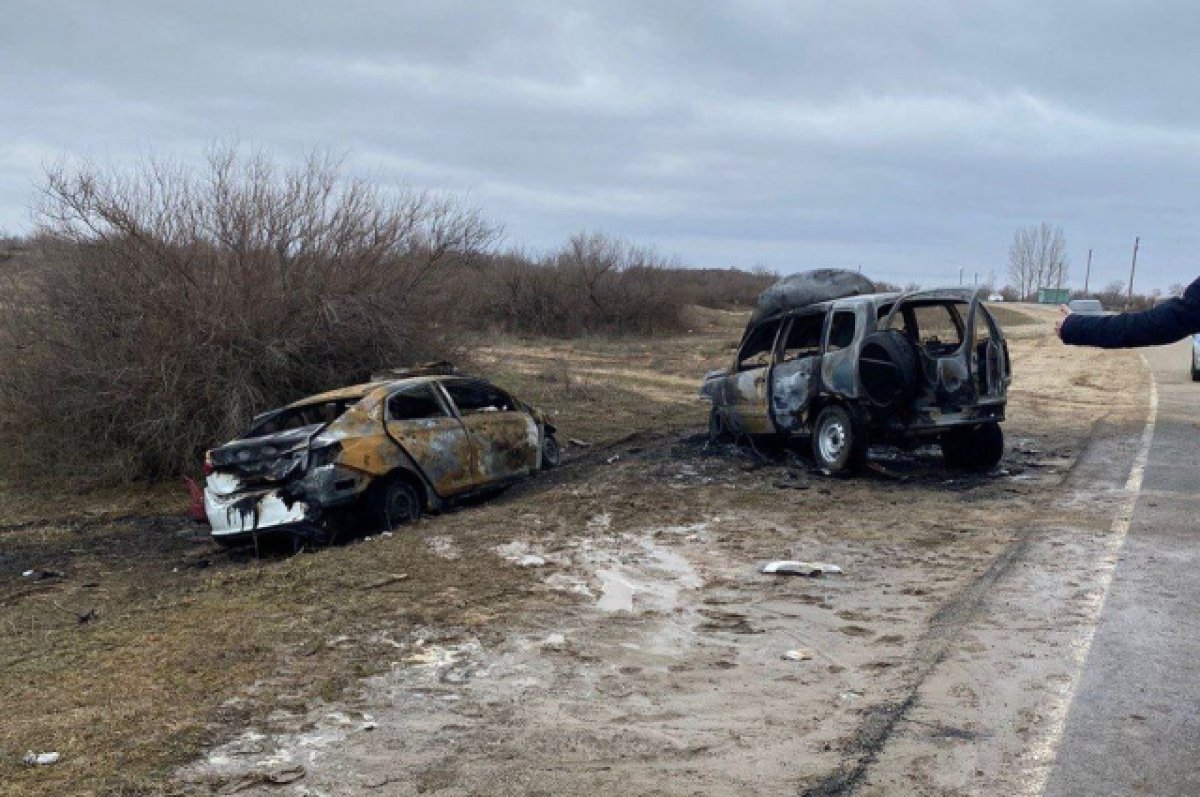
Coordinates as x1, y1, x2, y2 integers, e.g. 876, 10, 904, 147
1020, 354, 1159, 796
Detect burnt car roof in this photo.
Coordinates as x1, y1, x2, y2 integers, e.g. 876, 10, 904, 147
285, 375, 466, 409
747, 287, 983, 328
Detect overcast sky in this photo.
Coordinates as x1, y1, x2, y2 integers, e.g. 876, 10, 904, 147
2, 1, 1197, 290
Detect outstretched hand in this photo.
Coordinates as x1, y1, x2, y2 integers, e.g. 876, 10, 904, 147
1055, 304, 1071, 339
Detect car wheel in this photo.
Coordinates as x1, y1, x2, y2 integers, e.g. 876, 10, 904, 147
942, 423, 1004, 471
812, 405, 866, 474
372, 477, 422, 530
541, 432, 561, 469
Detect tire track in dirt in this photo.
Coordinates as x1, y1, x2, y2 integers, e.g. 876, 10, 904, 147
799, 532, 1034, 796
801, 359, 1158, 796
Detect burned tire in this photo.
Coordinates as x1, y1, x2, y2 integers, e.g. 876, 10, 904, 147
941, 422, 1004, 472
858, 329, 919, 412
812, 405, 867, 475
541, 433, 561, 469
371, 477, 422, 531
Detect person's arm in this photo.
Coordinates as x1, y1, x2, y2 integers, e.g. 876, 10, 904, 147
1060, 276, 1200, 348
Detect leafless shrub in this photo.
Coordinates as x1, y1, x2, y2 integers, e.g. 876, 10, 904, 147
482, 233, 683, 337
472, 233, 774, 337
0, 148, 498, 483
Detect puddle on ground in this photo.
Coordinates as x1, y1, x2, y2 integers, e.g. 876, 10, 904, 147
591, 535, 704, 614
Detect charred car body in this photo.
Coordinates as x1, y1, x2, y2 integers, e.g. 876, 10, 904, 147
204, 373, 559, 544
701, 270, 1011, 474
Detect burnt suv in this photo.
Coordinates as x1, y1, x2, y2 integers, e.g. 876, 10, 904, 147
701, 270, 1011, 474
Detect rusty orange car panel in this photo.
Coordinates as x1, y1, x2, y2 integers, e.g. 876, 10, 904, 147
203, 374, 552, 541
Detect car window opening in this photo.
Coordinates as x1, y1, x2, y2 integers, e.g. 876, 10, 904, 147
245, 399, 358, 438
781, 314, 824, 361
444, 381, 517, 414
388, 386, 447, 421
738, 320, 782, 370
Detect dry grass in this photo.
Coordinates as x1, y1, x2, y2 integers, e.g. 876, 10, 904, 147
0, 299, 1142, 797
0, 308, 745, 797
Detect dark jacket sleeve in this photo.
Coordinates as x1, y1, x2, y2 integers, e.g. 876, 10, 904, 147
1061, 276, 1200, 348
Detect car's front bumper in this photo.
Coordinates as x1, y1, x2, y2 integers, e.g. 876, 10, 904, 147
204, 487, 316, 540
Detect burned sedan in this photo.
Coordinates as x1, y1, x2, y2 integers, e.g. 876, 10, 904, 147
701, 270, 1011, 474
204, 374, 559, 544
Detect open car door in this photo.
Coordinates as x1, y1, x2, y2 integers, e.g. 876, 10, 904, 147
878, 288, 988, 407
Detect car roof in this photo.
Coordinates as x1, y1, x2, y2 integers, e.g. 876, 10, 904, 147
285, 375, 457, 409
748, 287, 982, 329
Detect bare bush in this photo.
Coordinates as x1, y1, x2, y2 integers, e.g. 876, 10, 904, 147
0, 148, 498, 483
465, 234, 777, 338
484, 232, 686, 337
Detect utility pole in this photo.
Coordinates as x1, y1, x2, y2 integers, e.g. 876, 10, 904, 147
1084, 248, 1092, 295
1126, 236, 1139, 310
958, 266, 963, 286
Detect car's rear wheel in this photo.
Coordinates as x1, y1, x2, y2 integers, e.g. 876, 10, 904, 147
811, 405, 866, 474
372, 477, 422, 530
541, 432, 561, 469
941, 422, 1004, 471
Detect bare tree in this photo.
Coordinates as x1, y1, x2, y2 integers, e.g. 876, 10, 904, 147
1007, 222, 1069, 300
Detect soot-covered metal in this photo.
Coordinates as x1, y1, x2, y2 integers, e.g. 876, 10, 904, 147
701, 271, 1013, 475
203, 372, 559, 545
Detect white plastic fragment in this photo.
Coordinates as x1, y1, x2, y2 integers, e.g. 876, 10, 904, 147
782, 648, 813, 661
759, 560, 843, 576
23, 751, 60, 766
516, 554, 547, 567
543, 633, 566, 648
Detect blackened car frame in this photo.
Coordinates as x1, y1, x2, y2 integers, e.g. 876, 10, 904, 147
203, 371, 559, 545
701, 270, 1012, 474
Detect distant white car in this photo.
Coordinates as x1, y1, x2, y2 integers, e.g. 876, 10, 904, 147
1068, 299, 1105, 315
1192, 334, 1200, 382
987, 293, 1005, 302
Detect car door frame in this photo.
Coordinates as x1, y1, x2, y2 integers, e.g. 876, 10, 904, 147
435, 378, 540, 486
769, 308, 829, 435
880, 288, 983, 406
382, 382, 478, 498
723, 317, 785, 435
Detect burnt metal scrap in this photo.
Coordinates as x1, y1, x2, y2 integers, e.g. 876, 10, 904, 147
701, 270, 1012, 475
203, 371, 559, 546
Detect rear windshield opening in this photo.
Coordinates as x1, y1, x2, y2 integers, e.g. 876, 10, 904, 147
879, 301, 967, 354
245, 399, 358, 438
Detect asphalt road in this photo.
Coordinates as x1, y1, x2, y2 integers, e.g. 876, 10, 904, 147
1045, 338, 1200, 797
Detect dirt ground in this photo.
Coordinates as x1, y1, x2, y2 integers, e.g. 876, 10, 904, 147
0, 304, 1148, 796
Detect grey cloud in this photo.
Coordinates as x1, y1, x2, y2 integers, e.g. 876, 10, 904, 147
1, 1, 1197, 288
